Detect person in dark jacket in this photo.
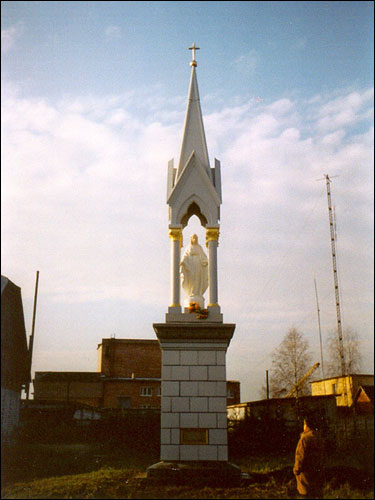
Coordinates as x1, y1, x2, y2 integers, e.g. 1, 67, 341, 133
293, 413, 325, 498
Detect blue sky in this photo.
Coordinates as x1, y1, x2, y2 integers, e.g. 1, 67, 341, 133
2, 1, 374, 402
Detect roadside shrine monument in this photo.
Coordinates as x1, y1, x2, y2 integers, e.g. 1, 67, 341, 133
147, 45, 241, 484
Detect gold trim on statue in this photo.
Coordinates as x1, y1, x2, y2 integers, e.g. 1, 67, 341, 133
169, 228, 183, 247
206, 227, 220, 246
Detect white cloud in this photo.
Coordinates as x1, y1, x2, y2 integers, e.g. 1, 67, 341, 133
314, 89, 374, 132
2, 83, 373, 401
105, 25, 121, 40
1, 22, 23, 53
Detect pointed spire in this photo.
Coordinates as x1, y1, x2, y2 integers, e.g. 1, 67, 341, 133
176, 46, 211, 179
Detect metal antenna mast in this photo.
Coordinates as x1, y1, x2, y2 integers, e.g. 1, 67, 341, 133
314, 278, 325, 379
26, 270, 40, 400
324, 174, 346, 376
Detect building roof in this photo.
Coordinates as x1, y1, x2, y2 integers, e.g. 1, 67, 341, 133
176, 64, 211, 180
310, 374, 374, 384
227, 394, 336, 408
97, 338, 159, 349
34, 371, 103, 382
354, 385, 374, 404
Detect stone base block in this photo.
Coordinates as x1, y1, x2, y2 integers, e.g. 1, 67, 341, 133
146, 460, 242, 486
165, 310, 223, 323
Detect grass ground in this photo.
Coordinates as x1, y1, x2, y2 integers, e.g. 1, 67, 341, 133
1, 443, 373, 499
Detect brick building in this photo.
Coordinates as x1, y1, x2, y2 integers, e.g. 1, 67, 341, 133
34, 338, 240, 409
310, 374, 374, 407
33, 372, 103, 407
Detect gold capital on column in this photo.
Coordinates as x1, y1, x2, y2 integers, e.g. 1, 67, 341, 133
169, 228, 183, 247
206, 227, 220, 247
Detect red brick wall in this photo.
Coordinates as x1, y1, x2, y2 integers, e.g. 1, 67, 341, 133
34, 380, 103, 405
99, 339, 161, 378
227, 381, 241, 405
103, 380, 161, 409
34, 340, 241, 410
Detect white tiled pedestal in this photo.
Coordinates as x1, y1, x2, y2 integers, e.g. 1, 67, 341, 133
148, 322, 240, 480
147, 322, 241, 484
160, 341, 229, 462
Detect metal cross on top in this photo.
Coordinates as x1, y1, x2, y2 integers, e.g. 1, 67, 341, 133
189, 43, 200, 67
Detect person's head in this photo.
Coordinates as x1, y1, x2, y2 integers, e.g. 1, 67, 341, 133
303, 413, 319, 432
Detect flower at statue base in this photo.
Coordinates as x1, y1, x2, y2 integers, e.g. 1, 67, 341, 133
188, 302, 208, 319
197, 310, 208, 319
188, 302, 200, 313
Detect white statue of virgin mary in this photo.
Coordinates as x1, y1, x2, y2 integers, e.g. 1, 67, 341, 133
180, 234, 208, 308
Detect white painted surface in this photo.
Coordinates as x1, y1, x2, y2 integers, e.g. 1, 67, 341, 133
189, 365, 208, 380
208, 397, 227, 412
198, 350, 216, 365
180, 350, 198, 365
162, 381, 179, 396
161, 412, 179, 428
218, 445, 228, 461
171, 397, 190, 412
180, 444, 199, 461
160, 428, 171, 444
190, 397, 208, 412
198, 412, 217, 428
161, 444, 179, 461
180, 412, 198, 428
199, 445, 218, 461
180, 381, 199, 396
163, 350, 180, 365
209, 428, 227, 445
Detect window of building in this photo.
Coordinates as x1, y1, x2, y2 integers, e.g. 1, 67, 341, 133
332, 383, 336, 394
156, 386, 161, 396
140, 386, 153, 396
227, 388, 234, 398
140, 404, 152, 409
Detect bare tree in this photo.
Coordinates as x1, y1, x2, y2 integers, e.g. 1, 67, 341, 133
269, 327, 313, 398
325, 327, 363, 376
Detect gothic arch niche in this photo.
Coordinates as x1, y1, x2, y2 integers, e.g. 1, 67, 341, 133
180, 201, 207, 229
183, 214, 206, 254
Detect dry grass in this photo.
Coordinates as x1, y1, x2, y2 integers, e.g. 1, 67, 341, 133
2, 466, 374, 499
1, 444, 373, 499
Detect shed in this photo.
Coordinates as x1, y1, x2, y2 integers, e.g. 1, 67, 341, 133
1, 276, 30, 442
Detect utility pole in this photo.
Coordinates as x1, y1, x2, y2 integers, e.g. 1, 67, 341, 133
25, 270, 39, 401
324, 174, 346, 377
314, 278, 325, 380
